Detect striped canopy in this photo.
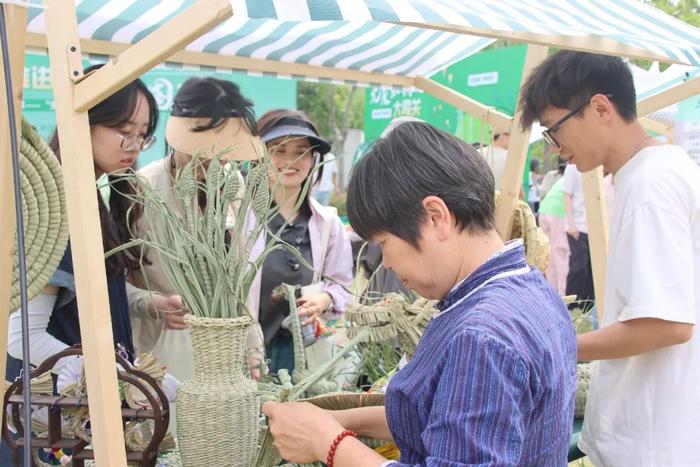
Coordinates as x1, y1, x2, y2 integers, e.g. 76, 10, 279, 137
24, 0, 700, 86
233, 0, 700, 67
25, 0, 493, 84
637, 65, 700, 101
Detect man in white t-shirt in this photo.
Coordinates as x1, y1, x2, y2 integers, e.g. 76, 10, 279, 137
520, 51, 699, 466
479, 131, 509, 188
561, 163, 595, 308
312, 152, 340, 206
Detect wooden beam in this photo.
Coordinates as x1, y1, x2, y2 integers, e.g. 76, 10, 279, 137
174, 48, 414, 87
637, 76, 700, 116
0, 2, 27, 424
414, 77, 512, 129
25, 32, 415, 88
73, 0, 233, 112
44, 0, 127, 465
399, 22, 690, 65
582, 167, 609, 322
494, 45, 549, 238
639, 116, 673, 141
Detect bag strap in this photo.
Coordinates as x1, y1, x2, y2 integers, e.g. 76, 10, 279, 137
314, 206, 335, 283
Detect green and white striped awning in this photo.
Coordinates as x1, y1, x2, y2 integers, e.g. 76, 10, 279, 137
232, 0, 700, 66
24, 0, 700, 85
637, 66, 700, 101
24, 0, 493, 85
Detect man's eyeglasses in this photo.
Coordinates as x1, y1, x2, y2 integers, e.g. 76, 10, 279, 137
114, 130, 156, 152
542, 94, 613, 148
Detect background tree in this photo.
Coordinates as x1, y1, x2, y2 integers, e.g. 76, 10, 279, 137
297, 82, 363, 159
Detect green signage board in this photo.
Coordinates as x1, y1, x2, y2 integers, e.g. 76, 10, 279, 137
21, 52, 297, 166
363, 45, 531, 193
364, 45, 528, 144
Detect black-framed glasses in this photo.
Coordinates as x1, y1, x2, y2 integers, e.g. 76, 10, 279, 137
542, 94, 613, 148
114, 130, 156, 152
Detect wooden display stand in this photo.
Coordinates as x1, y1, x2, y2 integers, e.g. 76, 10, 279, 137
1, 346, 169, 467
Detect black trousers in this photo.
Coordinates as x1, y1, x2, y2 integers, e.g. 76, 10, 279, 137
566, 232, 595, 310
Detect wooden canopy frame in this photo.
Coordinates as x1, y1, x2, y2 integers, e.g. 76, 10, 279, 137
2, 1, 697, 463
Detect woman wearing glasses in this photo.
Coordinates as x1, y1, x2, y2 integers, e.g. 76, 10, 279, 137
127, 76, 266, 382
5, 64, 178, 384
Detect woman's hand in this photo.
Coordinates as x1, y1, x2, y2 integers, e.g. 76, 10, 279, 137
296, 293, 332, 326
150, 294, 188, 330
262, 401, 344, 463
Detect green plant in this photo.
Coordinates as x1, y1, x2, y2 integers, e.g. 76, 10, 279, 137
328, 191, 347, 217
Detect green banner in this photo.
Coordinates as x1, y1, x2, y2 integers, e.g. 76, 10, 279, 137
364, 45, 527, 144
21, 52, 297, 166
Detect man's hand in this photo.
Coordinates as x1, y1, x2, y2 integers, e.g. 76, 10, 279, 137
577, 318, 693, 361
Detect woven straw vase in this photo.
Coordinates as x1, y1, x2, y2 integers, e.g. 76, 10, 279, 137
176, 315, 259, 466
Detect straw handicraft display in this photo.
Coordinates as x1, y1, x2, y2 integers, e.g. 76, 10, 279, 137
345, 293, 437, 377
575, 362, 591, 419
104, 150, 283, 465
176, 315, 259, 467
255, 287, 372, 466
495, 192, 550, 272
10, 117, 69, 311
108, 154, 274, 320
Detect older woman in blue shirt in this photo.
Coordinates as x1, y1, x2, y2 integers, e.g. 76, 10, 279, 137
263, 121, 577, 466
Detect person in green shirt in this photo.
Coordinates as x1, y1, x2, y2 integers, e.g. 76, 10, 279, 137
538, 163, 569, 294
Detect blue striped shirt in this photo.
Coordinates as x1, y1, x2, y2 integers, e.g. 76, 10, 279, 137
385, 241, 577, 466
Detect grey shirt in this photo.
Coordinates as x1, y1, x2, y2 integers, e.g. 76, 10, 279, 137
259, 205, 314, 345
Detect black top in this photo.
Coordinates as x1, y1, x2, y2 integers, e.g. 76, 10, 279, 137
47, 242, 135, 357
5, 242, 134, 383
258, 204, 314, 345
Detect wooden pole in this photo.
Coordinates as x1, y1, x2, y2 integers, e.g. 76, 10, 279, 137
0, 1, 27, 408
73, 0, 233, 112
494, 45, 549, 238
25, 33, 416, 89
414, 77, 513, 129
582, 167, 609, 321
639, 116, 673, 142
44, 0, 127, 464
637, 76, 700, 116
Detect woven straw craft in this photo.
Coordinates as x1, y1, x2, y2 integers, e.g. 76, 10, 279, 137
176, 315, 259, 467
495, 192, 550, 273
575, 362, 590, 419
10, 118, 68, 311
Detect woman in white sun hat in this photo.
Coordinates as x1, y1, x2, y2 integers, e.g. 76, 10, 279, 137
128, 77, 266, 383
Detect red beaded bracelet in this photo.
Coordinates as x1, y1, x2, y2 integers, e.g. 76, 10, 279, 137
326, 429, 358, 467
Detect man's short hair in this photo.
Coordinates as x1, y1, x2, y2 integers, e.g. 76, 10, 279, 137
347, 122, 495, 248
519, 51, 637, 129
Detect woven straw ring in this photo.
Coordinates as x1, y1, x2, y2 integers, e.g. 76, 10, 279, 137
10, 118, 69, 310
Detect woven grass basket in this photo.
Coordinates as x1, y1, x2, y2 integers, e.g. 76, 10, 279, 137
495, 192, 550, 273
10, 118, 68, 310
176, 315, 259, 466
575, 362, 591, 419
